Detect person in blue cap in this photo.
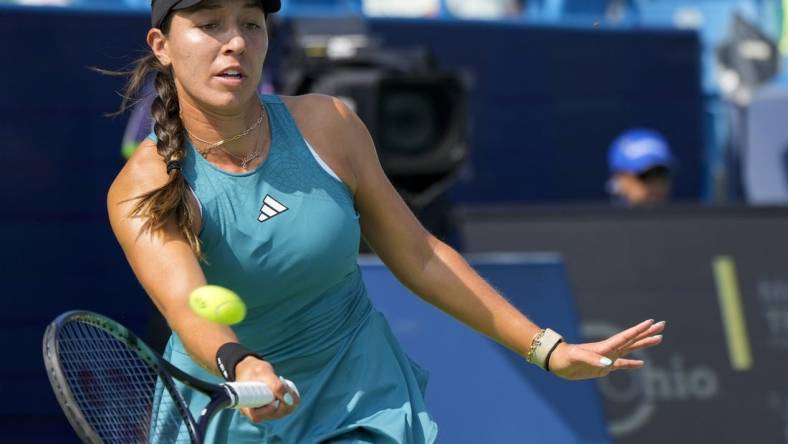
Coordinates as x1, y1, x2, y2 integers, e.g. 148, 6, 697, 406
105, 1, 667, 442
608, 128, 675, 206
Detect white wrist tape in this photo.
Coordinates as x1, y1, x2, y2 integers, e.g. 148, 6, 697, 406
532, 328, 564, 370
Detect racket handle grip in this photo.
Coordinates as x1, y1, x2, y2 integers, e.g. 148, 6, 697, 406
224, 382, 274, 408
224, 378, 299, 408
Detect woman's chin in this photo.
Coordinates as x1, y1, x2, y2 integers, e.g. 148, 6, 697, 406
202, 90, 260, 112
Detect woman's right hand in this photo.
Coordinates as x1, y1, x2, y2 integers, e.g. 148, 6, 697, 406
234, 356, 301, 423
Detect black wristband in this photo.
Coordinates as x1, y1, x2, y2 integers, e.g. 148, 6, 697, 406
544, 339, 564, 373
215, 342, 263, 381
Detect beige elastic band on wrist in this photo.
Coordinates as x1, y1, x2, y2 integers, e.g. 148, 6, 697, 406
532, 328, 564, 370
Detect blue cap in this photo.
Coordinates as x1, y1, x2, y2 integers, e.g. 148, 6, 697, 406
608, 129, 674, 174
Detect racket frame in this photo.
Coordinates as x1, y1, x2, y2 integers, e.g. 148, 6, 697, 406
43, 310, 240, 443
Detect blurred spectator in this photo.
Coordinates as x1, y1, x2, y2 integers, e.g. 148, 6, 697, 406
607, 128, 675, 207
362, 0, 439, 17
362, 0, 525, 19
445, 0, 525, 19
4, 0, 71, 4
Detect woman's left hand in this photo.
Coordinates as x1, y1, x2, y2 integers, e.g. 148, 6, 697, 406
548, 319, 665, 380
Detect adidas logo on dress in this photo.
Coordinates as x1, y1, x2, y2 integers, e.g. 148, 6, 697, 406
258, 195, 288, 222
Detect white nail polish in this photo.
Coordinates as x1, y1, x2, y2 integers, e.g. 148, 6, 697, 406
600, 357, 613, 366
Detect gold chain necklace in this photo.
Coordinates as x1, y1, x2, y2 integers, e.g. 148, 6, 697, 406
184, 109, 265, 169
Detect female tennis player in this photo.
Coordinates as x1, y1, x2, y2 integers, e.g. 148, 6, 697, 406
107, 0, 666, 442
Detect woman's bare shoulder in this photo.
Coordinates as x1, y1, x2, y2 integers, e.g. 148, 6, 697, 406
108, 138, 168, 202
277, 94, 364, 193
279, 94, 355, 131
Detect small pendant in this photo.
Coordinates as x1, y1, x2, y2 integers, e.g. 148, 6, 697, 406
241, 153, 255, 169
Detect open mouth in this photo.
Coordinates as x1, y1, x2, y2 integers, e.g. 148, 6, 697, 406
217, 69, 245, 80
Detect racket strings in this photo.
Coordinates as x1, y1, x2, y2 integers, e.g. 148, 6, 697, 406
56, 320, 193, 443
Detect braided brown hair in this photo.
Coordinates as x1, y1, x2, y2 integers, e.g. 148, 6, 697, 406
99, 17, 201, 258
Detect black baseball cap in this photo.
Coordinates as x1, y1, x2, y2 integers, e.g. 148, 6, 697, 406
151, 0, 281, 29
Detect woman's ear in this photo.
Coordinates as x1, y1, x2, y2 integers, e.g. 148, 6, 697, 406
147, 28, 172, 67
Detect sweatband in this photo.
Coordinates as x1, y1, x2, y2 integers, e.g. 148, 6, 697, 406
216, 342, 263, 382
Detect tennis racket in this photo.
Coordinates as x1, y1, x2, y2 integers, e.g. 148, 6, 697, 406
43, 310, 298, 443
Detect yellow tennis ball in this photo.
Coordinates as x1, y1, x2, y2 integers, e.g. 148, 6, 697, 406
189, 285, 246, 325
121, 142, 139, 160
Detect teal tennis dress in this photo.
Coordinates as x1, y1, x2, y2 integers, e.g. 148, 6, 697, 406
148, 95, 437, 443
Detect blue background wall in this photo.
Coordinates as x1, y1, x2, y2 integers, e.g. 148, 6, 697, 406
0, 6, 704, 204
364, 19, 704, 203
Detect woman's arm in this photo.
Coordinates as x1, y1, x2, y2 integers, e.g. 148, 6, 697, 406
322, 97, 665, 379
107, 140, 297, 420
108, 141, 233, 371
